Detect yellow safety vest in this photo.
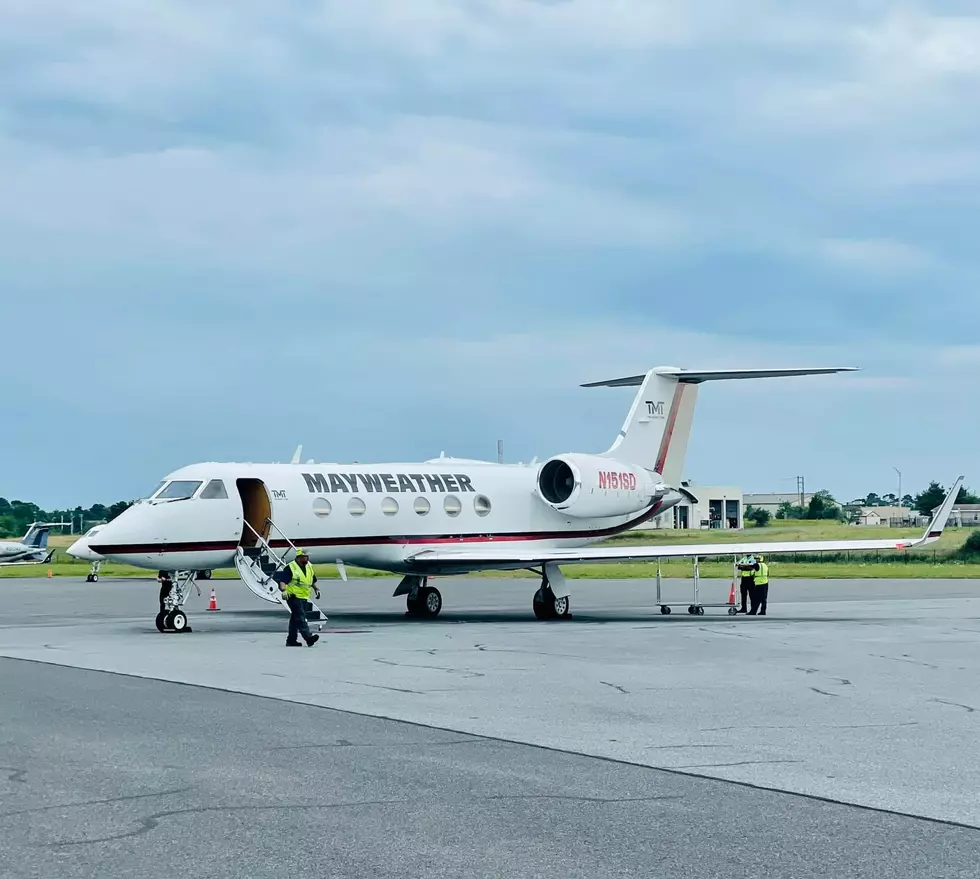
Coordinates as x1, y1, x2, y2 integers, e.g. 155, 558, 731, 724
755, 562, 769, 585
285, 560, 315, 599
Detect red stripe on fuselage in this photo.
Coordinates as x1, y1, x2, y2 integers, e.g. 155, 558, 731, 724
654, 383, 685, 476
91, 501, 665, 557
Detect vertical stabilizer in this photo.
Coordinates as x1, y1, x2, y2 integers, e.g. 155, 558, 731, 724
587, 369, 697, 483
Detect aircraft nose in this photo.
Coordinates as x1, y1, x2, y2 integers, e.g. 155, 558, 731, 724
66, 539, 85, 559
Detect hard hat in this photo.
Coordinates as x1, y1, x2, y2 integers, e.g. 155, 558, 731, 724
296, 548, 308, 556
756, 554, 765, 562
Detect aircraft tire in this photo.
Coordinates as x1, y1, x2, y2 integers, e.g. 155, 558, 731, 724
155, 613, 167, 633
553, 594, 570, 618
532, 588, 558, 620
418, 586, 442, 618
166, 610, 188, 632
91, 574, 99, 583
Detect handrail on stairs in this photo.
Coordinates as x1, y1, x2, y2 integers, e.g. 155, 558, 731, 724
241, 520, 288, 571
263, 517, 299, 558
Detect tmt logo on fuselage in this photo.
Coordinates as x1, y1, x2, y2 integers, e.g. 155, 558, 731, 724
598, 471, 638, 491
646, 400, 666, 417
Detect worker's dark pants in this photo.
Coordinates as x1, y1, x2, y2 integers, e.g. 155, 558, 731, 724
749, 584, 768, 616
158, 581, 172, 615
739, 578, 753, 612
286, 595, 313, 644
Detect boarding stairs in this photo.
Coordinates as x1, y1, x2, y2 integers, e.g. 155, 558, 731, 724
234, 519, 328, 624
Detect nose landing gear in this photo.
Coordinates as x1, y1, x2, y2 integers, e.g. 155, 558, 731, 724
155, 571, 198, 633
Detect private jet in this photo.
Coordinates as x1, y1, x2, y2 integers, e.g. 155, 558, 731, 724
0, 523, 58, 566
87, 365, 963, 632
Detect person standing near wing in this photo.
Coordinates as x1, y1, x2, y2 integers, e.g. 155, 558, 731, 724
735, 554, 756, 614
275, 549, 320, 647
748, 554, 770, 615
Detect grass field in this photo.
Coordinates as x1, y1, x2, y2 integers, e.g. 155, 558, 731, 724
3, 522, 978, 580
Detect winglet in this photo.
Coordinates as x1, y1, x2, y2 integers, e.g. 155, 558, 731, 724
917, 476, 963, 544
290, 444, 302, 465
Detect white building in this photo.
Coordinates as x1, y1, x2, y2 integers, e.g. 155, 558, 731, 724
930, 504, 980, 526
640, 481, 743, 530
854, 506, 911, 526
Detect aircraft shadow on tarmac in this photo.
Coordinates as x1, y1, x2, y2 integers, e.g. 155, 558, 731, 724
132, 607, 926, 631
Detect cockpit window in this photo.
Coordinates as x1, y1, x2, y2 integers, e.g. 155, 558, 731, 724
143, 481, 166, 500
155, 480, 203, 500
200, 479, 229, 500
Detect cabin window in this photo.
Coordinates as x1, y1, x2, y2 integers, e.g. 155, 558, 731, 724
414, 497, 430, 515
381, 497, 399, 516
200, 479, 229, 500
156, 480, 203, 500
313, 498, 332, 517
444, 495, 462, 517
474, 495, 491, 516
348, 497, 366, 516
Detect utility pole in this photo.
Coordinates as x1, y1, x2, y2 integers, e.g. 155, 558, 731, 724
893, 467, 902, 509
796, 475, 805, 511
497, 439, 503, 464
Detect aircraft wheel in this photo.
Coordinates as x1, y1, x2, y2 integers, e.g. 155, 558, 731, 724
418, 586, 442, 618
660, 606, 671, 615
406, 594, 421, 616
85, 575, 92, 583
687, 605, 695, 615
91, 574, 99, 583
728, 606, 738, 616
166, 610, 187, 632
553, 594, 570, 618
696, 606, 705, 616
155, 612, 167, 633
532, 588, 554, 620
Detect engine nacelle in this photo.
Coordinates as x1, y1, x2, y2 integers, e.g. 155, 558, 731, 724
536, 453, 667, 519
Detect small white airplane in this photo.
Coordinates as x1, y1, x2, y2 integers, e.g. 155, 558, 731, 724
86, 365, 963, 633
0, 523, 58, 566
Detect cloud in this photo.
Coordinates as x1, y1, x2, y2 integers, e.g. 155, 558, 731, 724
0, 1, 978, 508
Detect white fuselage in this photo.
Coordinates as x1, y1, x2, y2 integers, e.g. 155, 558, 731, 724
88, 460, 679, 575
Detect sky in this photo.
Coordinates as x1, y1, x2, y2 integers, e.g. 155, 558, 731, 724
2, 0, 980, 509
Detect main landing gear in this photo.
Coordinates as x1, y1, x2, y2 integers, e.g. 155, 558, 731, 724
395, 575, 443, 619
155, 570, 200, 633
85, 561, 101, 583
532, 566, 571, 620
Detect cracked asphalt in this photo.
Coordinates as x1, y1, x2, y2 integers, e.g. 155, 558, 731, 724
3, 575, 980, 876
3, 658, 979, 879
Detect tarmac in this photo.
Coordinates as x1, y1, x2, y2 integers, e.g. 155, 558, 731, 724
2, 574, 980, 877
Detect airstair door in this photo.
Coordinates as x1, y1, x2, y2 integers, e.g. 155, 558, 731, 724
236, 478, 271, 548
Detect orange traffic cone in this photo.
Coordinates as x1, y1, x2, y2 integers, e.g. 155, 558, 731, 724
47, 569, 53, 578
206, 588, 220, 611
728, 581, 736, 605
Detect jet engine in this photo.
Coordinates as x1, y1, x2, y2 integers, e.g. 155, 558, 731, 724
535, 453, 667, 519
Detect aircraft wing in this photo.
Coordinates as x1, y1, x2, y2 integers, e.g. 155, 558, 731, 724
407, 477, 963, 571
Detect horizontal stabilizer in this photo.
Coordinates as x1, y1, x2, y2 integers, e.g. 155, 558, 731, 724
582, 367, 858, 388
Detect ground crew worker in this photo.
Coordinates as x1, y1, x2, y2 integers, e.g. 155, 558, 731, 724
749, 554, 769, 616
735, 555, 756, 614
275, 549, 320, 647
157, 570, 173, 617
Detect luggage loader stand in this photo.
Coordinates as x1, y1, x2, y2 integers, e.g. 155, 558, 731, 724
655, 556, 740, 617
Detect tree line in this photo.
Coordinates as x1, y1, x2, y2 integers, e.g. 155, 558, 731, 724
0, 498, 133, 539
745, 481, 979, 527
